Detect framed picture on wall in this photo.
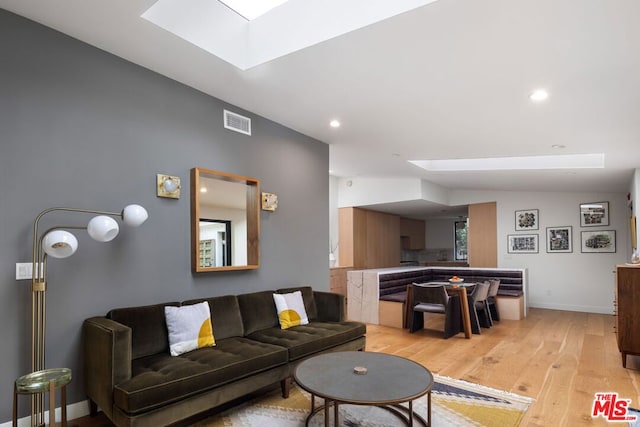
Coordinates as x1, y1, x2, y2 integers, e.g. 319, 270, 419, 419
580, 230, 616, 253
579, 201, 609, 227
507, 234, 539, 253
515, 209, 539, 231
546, 226, 572, 253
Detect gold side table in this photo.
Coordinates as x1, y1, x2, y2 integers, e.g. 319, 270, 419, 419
13, 368, 72, 427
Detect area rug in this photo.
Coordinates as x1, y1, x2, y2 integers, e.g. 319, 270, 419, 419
192, 374, 534, 426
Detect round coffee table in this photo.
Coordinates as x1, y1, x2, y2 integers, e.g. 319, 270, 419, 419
294, 351, 433, 426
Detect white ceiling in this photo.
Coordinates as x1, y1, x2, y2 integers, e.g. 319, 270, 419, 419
2, 0, 639, 198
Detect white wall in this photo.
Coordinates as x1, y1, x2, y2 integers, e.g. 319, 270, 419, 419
451, 189, 628, 314
337, 177, 423, 207
332, 177, 630, 314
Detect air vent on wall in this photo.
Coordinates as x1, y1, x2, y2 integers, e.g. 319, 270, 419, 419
224, 109, 252, 135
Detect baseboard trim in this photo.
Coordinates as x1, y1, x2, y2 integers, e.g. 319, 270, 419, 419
528, 302, 614, 315
1, 399, 90, 427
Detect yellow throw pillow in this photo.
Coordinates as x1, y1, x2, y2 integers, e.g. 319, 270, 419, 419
273, 291, 309, 329
165, 301, 215, 356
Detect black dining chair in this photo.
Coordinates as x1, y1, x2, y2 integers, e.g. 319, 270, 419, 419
468, 282, 491, 334
408, 284, 461, 338
487, 279, 501, 321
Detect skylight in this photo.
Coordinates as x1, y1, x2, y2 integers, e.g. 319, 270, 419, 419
409, 154, 605, 172
142, 0, 440, 70
218, 0, 288, 21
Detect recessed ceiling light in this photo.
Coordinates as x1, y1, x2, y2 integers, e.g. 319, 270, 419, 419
329, 120, 341, 128
200, 187, 208, 193
529, 89, 549, 102
551, 144, 566, 149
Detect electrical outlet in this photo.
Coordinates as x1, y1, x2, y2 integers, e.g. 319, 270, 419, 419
16, 263, 40, 280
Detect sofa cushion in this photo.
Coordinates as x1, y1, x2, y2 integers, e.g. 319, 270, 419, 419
238, 291, 279, 335
184, 295, 244, 340
165, 302, 215, 356
273, 291, 309, 329
108, 302, 180, 359
247, 321, 367, 361
114, 337, 288, 415
276, 286, 318, 320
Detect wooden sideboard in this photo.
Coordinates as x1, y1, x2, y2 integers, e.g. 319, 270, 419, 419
615, 264, 640, 368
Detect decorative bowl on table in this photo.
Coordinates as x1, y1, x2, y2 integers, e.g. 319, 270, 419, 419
448, 276, 464, 285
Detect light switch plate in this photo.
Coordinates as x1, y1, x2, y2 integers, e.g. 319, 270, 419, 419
16, 263, 34, 280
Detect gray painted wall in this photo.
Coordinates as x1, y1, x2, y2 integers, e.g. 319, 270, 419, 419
0, 9, 329, 421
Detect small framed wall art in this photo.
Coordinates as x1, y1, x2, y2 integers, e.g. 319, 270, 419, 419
579, 201, 609, 227
507, 234, 539, 254
515, 209, 539, 231
546, 226, 572, 253
580, 230, 616, 253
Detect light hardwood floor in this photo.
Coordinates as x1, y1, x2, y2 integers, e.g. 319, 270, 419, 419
74, 308, 640, 426
367, 308, 640, 426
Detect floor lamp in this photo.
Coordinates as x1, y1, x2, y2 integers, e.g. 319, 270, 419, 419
29, 204, 148, 426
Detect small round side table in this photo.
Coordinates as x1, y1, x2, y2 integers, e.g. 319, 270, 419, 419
13, 368, 72, 427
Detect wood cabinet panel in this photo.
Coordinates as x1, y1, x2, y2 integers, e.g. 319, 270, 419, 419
616, 265, 640, 368
365, 210, 400, 268
468, 202, 497, 268
338, 207, 354, 267
400, 217, 425, 250
338, 207, 400, 269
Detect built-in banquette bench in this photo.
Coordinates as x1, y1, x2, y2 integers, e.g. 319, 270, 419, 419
347, 266, 527, 328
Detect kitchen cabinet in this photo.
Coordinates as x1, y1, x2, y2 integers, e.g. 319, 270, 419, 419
400, 217, 425, 249
615, 264, 640, 368
467, 202, 497, 267
338, 207, 400, 269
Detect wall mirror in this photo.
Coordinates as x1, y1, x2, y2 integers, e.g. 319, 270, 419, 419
191, 167, 260, 272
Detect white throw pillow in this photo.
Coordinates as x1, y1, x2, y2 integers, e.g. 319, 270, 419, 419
273, 291, 309, 329
165, 302, 215, 356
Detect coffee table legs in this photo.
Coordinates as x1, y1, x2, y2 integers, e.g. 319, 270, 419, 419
306, 394, 335, 427
307, 392, 431, 426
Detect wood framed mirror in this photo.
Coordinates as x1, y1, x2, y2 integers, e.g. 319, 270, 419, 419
191, 167, 260, 272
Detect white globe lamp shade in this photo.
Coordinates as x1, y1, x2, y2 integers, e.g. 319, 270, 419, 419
122, 204, 148, 227
43, 230, 78, 259
163, 178, 178, 193
87, 216, 120, 242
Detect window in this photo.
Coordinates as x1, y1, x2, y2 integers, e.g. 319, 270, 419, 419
454, 220, 468, 261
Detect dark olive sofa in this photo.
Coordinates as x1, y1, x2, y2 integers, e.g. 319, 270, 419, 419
83, 287, 366, 427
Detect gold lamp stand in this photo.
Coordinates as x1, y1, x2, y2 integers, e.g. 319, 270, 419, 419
27, 205, 148, 426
